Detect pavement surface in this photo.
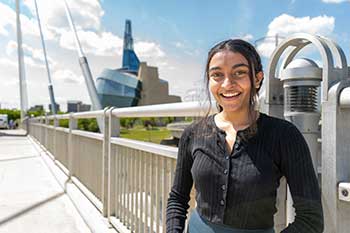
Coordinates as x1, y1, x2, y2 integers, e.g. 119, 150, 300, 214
0, 129, 91, 233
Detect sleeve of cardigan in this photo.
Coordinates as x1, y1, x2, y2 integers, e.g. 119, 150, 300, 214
166, 126, 194, 233
279, 124, 324, 233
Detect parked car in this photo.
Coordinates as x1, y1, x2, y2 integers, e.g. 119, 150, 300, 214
0, 114, 9, 129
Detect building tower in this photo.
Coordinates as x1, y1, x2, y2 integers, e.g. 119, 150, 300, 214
122, 20, 140, 74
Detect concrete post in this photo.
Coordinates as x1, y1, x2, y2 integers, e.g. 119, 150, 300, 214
53, 116, 59, 158
102, 107, 110, 217
102, 106, 120, 218
25, 117, 29, 136
44, 113, 49, 148
108, 107, 119, 218
68, 113, 77, 178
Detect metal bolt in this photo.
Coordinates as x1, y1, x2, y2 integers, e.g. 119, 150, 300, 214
342, 189, 349, 197
279, 94, 284, 102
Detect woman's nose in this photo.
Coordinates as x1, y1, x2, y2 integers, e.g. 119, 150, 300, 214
222, 76, 236, 87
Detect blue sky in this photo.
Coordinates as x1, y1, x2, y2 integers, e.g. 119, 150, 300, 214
0, 0, 349, 109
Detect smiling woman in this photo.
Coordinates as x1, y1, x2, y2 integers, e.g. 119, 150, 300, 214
166, 39, 324, 233
208, 51, 260, 124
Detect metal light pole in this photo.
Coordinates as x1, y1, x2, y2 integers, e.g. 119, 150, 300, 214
34, 0, 57, 115
15, 0, 29, 120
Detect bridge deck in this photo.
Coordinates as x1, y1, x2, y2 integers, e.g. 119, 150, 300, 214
0, 130, 91, 233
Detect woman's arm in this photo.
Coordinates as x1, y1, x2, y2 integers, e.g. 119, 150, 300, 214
166, 127, 194, 233
279, 124, 324, 233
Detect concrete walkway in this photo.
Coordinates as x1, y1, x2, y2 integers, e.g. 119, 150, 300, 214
0, 130, 91, 233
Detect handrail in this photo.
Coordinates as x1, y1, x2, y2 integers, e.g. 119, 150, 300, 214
27, 100, 212, 233
30, 101, 217, 121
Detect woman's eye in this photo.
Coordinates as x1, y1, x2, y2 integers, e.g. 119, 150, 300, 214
210, 73, 223, 79
233, 70, 248, 78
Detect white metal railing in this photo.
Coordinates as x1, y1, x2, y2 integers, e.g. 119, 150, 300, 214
25, 95, 350, 233
27, 101, 215, 233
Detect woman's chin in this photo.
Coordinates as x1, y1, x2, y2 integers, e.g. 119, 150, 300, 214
220, 105, 243, 113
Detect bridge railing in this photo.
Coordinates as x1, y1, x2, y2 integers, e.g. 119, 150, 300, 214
27, 101, 214, 233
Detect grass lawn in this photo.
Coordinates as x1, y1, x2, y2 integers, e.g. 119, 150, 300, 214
120, 127, 172, 144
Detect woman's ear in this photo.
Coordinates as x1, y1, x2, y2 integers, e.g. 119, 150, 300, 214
255, 71, 264, 89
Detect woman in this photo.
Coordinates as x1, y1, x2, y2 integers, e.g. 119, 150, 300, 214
166, 39, 323, 233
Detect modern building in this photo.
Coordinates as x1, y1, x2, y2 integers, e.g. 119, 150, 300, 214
28, 105, 44, 112
96, 19, 181, 108
67, 101, 91, 113
80, 103, 91, 112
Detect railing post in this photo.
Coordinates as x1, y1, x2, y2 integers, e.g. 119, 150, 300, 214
68, 113, 77, 178
102, 107, 111, 217
25, 116, 29, 136
110, 109, 120, 137
53, 115, 59, 158
109, 108, 119, 219
44, 113, 49, 148
102, 106, 120, 218
40, 116, 44, 143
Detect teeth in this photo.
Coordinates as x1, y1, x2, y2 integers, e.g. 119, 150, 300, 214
222, 92, 240, 97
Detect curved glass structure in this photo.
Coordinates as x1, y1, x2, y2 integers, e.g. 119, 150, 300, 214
96, 68, 141, 108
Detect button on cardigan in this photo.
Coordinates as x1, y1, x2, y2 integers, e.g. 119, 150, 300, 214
166, 113, 323, 233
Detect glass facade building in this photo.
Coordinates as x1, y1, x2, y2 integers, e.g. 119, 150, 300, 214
96, 20, 142, 108
96, 68, 141, 108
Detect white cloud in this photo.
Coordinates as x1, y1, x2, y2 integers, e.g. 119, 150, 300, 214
23, 56, 44, 68
5, 40, 17, 56
257, 14, 335, 57
6, 40, 56, 68
0, 2, 56, 39
59, 30, 123, 56
135, 41, 165, 58
322, 0, 350, 3
59, 30, 165, 59
174, 42, 185, 48
0, 57, 17, 67
23, 0, 104, 32
242, 34, 253, 41
232, 33, 254, 41
0, 2, 15, 36
53, 69, 83, 84
0, 0, 104, 41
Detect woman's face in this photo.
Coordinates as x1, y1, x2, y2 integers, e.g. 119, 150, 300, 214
208, 50, 252, 115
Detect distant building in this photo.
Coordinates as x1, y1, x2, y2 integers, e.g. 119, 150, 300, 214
28, 105, 44, 112
67, 101, 81, 112
67, 100, 91, 113
96, 19, 181, 108
137, 62, 181, 105
80, 103, 91, 112
48, 103, 60, 113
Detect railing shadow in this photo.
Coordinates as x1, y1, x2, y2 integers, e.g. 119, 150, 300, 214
0, 155, 38, 163
0, 130, 27, 137
0, 192, 65, 227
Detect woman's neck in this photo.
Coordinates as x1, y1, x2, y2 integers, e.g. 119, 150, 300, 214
218, 110, 258, 129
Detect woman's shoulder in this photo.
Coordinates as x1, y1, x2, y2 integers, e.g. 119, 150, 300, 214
181, 115, 216, 137
260, 112, 298, 131
259, 113, 304, 145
